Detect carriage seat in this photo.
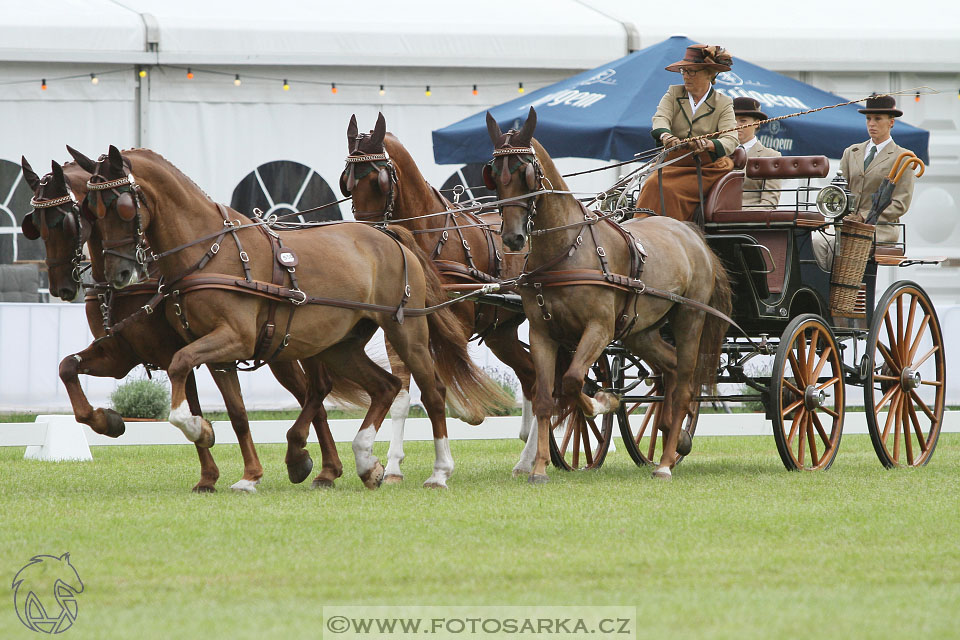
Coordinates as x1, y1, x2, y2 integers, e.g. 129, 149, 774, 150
704, 155, 830, 225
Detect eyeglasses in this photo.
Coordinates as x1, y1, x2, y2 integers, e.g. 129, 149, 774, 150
679, 69, 702, 77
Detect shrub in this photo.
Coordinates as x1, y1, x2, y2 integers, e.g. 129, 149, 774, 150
483, 367, 521, 416
110, 378, 170, 420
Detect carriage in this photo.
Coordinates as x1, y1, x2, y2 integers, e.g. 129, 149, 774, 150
531, 147, 945, 473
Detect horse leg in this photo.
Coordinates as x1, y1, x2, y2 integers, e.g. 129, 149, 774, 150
267, 361, 343, 489
276, 356, 332, 486
528, 328, 560, 483
652, 310, 706, 479
383, 319, 453, 489
560, 321, 619, 417
320, 338, 401, 490
185, 370, 221, 493
58, 337, 139, 437
384, 340, 412, 484
484, 326, 536, 442
207, 368, 264, 491
167, 330, 249, 448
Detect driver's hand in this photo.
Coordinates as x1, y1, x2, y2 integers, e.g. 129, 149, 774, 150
661, 134, 681, 149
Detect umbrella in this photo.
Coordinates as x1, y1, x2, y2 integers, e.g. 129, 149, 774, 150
432, 36, 929, 165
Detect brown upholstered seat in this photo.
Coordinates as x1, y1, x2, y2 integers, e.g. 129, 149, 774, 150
746, 155, 829, 180
874, 245, 905, 257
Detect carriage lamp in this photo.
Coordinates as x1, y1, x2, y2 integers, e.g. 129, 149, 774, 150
816, 185, 847, 218
90, 73, 98, 85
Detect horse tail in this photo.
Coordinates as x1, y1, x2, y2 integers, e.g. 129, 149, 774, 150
388, 225, 513, 423
696, 246, 732, 391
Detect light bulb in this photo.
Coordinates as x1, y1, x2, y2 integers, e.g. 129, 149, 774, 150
234, 74, 242, 86
90, 74, 98, 85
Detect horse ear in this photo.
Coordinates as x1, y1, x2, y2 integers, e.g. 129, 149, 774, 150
370, 112, 386, 147
515, 107, 537, 146
485, 112, 503, 144
108, 145, 124, 175
20, 214, 41, 240
51, 161, 66, 190
21, 157, 41, 191
66, 145, 97, 173
347, 114, 358, 147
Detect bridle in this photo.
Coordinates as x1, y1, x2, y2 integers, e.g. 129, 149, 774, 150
29, 183, 88, 283
483, 142, 545, 235
85, 162, 151, 274
340, 135, 398, 222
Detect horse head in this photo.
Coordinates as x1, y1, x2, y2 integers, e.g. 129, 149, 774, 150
12, 553, 84, 633
20, 154, 92, 300
341, 112, 398, 221
82, 145, 149, 289
484, 107, 541, 251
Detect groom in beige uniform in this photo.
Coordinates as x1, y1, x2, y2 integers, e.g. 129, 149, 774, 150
733, 97, 781, 208
813, 94, 916, 269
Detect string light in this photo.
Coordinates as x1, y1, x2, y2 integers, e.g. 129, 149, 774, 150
41, 78, 47, 91
379, 84, 385, 96
138, 68, 147, 78
234, 74, 242, 86
186, 68, 194, 80
425, 85, 431, 97
90, 73, 98, 85
472, 84, 478, 96
518, 82, 524, 94
282, 79, 290, 91
915, 92, 920, 103
331, 82, 337, 94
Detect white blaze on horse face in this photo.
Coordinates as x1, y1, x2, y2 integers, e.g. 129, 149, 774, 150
424, 437, 454, 488
169, 400, 201, 441
385, 389, 411, 479
352, 426, 379, 477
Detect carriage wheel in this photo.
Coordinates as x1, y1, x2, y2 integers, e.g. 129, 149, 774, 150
864, 282, 945, 468
613, 354, 700, 467
771, 314, 844, 471
548, 355, 614, 471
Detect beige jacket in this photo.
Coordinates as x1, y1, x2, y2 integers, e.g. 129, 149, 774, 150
651, 85, 739, 159
840, 139, 916, 244
742, 139, 781, 208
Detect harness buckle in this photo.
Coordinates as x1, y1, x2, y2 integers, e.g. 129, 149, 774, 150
282, 334, 291, 347
223, 219, 236, 228
174, 303, 182, 316
211, 242, 220, 254
239, 251, 250, 263
597, 247, 606, 257
441, 230, 449, 241
404, 284, 412, 297
290, 289, 307, 306
143, 304, 154, 315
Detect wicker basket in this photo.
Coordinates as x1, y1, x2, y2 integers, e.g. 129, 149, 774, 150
829, 219, 875, 317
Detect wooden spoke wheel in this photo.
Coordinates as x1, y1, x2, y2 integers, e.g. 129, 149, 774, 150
549, 354, 614, 471
613, 354, 700, 468
771, 314, 844, 471
864, 281, 945, 468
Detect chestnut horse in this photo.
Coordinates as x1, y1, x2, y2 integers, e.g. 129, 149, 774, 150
21, 152, 349, 492
484, 108, 731, 481
343, 114, 537, 480
86, 146, 507, 489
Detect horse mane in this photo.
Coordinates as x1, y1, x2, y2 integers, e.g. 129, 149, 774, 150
531, 138, 570, 193
383, 134, 429, 188
121, 148, 215, 203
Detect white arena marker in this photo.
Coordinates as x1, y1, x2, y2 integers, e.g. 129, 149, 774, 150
23, 415, 93, 462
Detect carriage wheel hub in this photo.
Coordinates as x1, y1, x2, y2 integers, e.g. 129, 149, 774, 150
901, 367, 921, 390
803, 385, 825, 410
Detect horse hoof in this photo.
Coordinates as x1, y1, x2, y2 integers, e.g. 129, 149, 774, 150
311, 477, 335, 489
103, 409, 126, 438
287, 454, 314, 484
652, 466, 673, 480
195, 421, 215, 449
192, 484, 216, 494
361, 462, 385, 490
512, 466, 531, 478
528, 474, 550, 485
423, 481, 448, 489
677, 430, 693, 457
230, 478, 259, 493
384, 474, 404, 485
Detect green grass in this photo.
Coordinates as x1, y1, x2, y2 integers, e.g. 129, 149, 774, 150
2, 434, 958, 639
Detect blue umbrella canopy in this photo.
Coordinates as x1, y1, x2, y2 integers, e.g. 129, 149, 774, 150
432, 36, 929, 165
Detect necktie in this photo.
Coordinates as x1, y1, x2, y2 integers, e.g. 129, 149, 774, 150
863, 145, 877, 170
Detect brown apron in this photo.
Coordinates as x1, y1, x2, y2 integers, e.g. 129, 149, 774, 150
636, 149, 734, 222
